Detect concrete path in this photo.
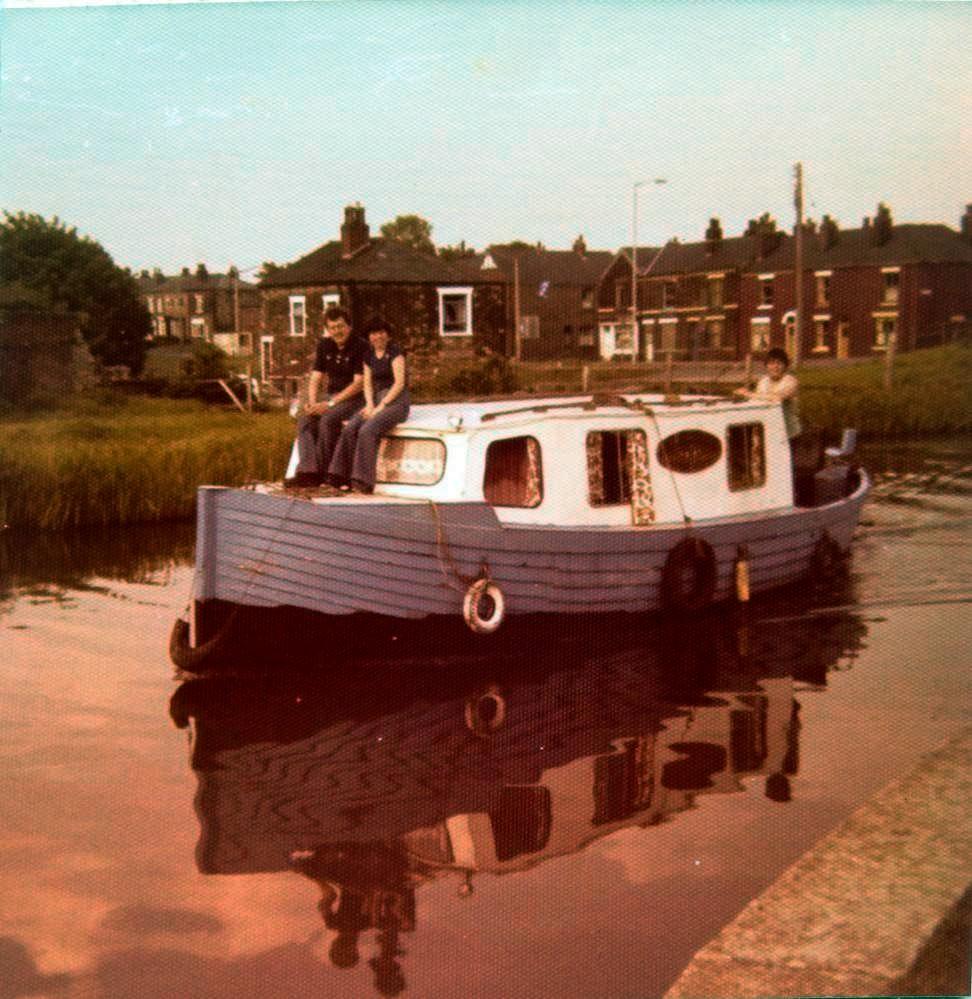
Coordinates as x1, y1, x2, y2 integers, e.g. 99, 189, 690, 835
665, 727, 972, 998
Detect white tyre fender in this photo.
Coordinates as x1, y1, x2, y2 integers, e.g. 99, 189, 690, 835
462, 578, 506, 635
464, 684, 507, 736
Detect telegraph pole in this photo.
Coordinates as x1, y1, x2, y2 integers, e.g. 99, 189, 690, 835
513, 255, 522, 362
793, 162, 804, 369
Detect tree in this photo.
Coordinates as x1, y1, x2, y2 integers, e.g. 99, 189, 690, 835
438, 240, 476, 262
0, 211, 150, 373
257, 261, 281, 282
380, 215, 435, 255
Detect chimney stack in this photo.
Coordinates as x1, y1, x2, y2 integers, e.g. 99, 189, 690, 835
572, 234, 587, 256
341, 204, 370, 257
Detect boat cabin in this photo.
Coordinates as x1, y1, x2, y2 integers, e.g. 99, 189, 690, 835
299, 394, 799, 527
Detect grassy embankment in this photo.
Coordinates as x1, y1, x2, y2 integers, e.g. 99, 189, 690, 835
1, 345, 968, 530
0, 395, 293, 530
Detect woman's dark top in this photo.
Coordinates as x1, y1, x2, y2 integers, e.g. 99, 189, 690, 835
365, 343, 405, 393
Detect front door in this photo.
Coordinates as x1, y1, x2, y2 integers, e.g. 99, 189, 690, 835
836, 322, 850, 359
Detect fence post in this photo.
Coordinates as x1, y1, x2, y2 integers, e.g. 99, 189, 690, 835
883, 333, 895, 391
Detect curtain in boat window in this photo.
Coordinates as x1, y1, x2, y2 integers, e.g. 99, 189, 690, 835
376, 437, 445, 485
626, 429, 654, 524
483, 436, 543, 508
586, 433, 605, 504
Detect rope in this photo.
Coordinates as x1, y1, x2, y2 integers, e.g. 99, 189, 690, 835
644, 407, 692, 527
425, 499, 484, 594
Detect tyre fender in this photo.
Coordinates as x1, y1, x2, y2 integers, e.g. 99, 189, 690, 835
660, 537, 718, 612
462, 578, 506, 635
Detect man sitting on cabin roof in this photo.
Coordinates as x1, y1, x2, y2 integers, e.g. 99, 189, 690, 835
735, 347, 802, 440
287, 306, 368, 489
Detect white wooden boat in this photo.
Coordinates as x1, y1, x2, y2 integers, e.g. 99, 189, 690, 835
170, 392, 868, 668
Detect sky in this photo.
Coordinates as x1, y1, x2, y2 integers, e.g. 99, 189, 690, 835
1, 0, 970, 276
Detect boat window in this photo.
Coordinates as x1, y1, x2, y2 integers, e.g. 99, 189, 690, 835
727, 422, 766, 491
587, 430, 648, 506
484, 436, 543, 508
656, 429, 722, 474
376, 437, 446, 485
488, 786, 552, 861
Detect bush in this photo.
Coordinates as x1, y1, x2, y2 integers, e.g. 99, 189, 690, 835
447, 355, 518, 396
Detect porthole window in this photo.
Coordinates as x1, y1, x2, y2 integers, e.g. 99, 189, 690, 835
656, 430, 722, 474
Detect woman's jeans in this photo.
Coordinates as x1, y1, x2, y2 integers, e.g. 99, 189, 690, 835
328, 388, 411, 487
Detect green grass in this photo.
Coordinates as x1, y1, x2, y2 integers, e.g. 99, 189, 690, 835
0, 394, 294, 530
798, 345, 972, 437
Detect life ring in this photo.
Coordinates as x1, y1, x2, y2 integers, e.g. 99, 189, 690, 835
462, 578, 506, 634
464, 685, 507, 736
168, 605, 240, 672
660, 537, 718, 612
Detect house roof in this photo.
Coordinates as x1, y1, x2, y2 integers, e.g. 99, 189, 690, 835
478, 245, 615, 288
154, 272, 257, 293
260, 238, 494, 288
752, 223, 972, 272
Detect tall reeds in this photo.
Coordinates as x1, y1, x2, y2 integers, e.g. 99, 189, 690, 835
0, 396, 294, 530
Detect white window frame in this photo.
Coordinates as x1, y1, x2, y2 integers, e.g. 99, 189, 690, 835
812, 314, 831, 352
750, 316, 771, 352
194, 293, 205, 314
706, 274, 724, 308
815, 270, 832, 307
322, 292, 340, 312
758, 274, 775, 309
881, 267, 900, 305
190, 317, 206, 339
872, 312, 897, 351
289, 295, 306, 337
437, 286, 473, 337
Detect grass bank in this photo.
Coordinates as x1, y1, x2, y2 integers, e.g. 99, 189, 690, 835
0, 395, 293, 530
797, 345, 972, 437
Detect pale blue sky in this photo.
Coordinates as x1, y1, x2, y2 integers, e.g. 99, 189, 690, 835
2, 0, 969, 274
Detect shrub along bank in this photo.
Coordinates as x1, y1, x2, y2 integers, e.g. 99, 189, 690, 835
0, 395, 293, 530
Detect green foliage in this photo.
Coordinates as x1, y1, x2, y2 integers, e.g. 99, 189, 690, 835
0, 211, 151, 373
446, 354, 518, 396
380, 214, 435, 255
0, 397, 295, 529
438, 241, 477, 262
181, 341, 230, 381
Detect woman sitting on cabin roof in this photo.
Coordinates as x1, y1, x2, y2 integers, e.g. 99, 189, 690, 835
327, 318, 410, 494
735, 347, 802, 440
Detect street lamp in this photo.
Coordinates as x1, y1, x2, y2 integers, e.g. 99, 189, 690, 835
632, 178, 667, 360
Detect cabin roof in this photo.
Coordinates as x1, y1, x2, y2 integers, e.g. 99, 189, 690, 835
396, 394, 778, 432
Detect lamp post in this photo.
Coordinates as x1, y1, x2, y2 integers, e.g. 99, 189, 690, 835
632, 178, 667, 360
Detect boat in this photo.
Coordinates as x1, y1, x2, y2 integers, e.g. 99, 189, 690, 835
169, 391, 868, 668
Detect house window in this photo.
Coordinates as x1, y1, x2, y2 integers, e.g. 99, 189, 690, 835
194, 294, 205, 314
437, 286, 473, 337
706, 318, 725, 349
190, 317, 206, 339
813, 318, 831, 352
376, 437, 445, 485
662, 281, 677, 309
322, 292, 340, 312
759, 276, 775, 307
727, 423, 766, 491
483, 436, 543, 508
586, 430, 647, 506
874, 315, 897, 350
750, 319, 770, 352
577, 325, 595, 347
707, 277, 724, 308
289, 295, 306, 337
881, 269, 900, 305
519, 315, 540, 340
815, 272, 831, 307
581, 288, 595, 309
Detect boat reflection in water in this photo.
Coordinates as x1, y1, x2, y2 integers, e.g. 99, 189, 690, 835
170, 592, 867, 996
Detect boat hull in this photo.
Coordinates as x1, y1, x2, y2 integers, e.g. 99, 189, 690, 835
187, 471, 869, 636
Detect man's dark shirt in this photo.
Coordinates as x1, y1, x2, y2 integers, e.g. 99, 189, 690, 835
313, 336, 367, 394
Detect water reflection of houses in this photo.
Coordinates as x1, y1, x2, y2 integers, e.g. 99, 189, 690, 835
170, 603, 866, 996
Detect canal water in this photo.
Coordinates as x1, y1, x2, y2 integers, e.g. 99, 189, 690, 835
1, 441, 970, 999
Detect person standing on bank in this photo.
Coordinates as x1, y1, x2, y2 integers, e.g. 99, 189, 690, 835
328, 318, 410, 494
736, 347, 802, 439
288, 306, 368, 488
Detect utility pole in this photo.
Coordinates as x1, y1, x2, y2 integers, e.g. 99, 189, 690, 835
513, 255, 522, 362
793, 162, 804, 370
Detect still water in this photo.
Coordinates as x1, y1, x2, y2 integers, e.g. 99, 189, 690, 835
1, 441, 970, 999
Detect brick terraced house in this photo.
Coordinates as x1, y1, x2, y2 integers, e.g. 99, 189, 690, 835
598, 205, 972, 361
141, 266, 261, 356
